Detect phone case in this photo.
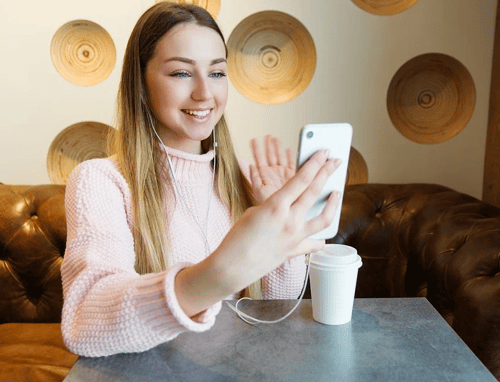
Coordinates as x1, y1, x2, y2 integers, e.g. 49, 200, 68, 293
296, 123, 353, 240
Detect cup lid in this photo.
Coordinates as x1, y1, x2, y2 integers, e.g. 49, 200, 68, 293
310, 244, 361, 267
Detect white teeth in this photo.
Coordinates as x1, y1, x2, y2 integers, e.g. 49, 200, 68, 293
183, 109, 211, 117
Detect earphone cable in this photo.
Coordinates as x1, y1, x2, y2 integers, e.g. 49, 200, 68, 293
149, 115, 307, 325
149, 115, 215, 255
225, 253, 311, 325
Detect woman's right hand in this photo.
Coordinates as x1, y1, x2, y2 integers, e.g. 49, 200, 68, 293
174, 149, 341, 317
213, 149, 341, 294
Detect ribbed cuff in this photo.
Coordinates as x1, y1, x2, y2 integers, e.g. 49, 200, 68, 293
164, 262, 222, 332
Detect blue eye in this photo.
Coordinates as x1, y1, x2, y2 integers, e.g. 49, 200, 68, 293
211, 72, 227, 79
170, 71, 227, 79
171, 71, 190, 78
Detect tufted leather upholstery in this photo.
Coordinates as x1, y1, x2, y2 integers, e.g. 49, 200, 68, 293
0, 184, 76, 382
1, 182, 500, 380
326, 183, 500, 380
0, 184, 66, 324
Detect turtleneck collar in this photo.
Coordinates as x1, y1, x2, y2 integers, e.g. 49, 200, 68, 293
160, 144, 215, 184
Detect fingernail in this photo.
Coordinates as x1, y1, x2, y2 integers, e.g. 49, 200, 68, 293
334, 159, 342, 167
324, 149, 330, 158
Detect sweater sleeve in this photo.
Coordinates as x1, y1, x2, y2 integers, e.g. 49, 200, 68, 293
237, 157, 307, 299
60, 159, 221, 357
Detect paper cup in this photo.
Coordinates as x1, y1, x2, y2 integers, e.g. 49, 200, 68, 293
309, 244, 362, 325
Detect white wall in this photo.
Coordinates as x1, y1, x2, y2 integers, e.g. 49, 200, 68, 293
0, 0, 496, 199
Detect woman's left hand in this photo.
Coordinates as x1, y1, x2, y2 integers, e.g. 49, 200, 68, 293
249, 135, 296, 204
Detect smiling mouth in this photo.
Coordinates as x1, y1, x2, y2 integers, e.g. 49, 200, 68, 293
182, 109, 213, 118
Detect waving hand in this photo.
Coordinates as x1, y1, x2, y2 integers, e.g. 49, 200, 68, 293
249, 135, 296, 204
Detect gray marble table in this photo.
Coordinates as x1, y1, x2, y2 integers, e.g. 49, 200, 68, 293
64, 298, 496, 381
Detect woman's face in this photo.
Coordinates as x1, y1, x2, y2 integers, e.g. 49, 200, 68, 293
145, 23, 228, 154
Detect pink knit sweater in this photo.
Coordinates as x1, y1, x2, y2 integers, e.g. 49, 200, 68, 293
61, 145, 306, 357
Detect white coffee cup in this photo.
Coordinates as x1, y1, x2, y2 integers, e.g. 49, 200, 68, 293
309, 244, 362, 325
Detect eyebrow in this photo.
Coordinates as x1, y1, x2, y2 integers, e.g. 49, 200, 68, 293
164, 57, 227, 65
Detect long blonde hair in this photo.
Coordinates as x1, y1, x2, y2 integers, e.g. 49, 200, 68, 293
109, 2, 262, 298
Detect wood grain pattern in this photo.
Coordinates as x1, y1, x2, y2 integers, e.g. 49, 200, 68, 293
483, 0, 500, 206
351, 0, 420, 16
47, 122, 115, 185
155, 0, 221, 19
387, 53, 476, 145
227, 10, 316, 105
50, 20, 116, 87
346, 147, 369, 185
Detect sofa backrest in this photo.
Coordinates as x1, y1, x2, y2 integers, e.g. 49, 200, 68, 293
330, 182, 500, 376
0, 184, 66, 324
329, 183, 460, 300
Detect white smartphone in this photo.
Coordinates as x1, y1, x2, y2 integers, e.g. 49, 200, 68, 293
296, 123, 353, 240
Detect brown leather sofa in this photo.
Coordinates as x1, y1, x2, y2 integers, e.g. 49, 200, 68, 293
1, 182, 500, 381
0, 184, 77, 382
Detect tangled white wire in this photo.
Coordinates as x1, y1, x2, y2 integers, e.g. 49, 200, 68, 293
226, 253, 312, 324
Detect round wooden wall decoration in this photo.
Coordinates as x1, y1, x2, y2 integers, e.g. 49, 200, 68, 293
346, 147, 368, 185
47, 122, 115, 184
227, 10, 316, 105
155, 0, 221, 19
352, 0, 420, 15
387, 53, 476, 144
50, 20, 116, 86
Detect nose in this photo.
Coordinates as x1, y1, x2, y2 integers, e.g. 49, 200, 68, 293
191, 74, 212, 101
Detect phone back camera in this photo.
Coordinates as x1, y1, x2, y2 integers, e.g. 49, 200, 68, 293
306, 131, 313, 139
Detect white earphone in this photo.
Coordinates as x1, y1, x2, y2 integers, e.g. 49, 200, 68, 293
148, 114, 309, 325
148, 113, 216, 256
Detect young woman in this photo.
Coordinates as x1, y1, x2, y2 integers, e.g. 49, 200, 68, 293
61, 2, 341, 357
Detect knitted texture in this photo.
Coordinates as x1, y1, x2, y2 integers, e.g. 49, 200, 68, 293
61, 145, 306, 357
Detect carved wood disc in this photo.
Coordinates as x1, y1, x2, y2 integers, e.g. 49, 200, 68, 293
155, 0, 221, 19
387, 53, 476, 144
227, 10, 316, 105
47, 122, 115, 184
50, 20, 116, 86
346, 147, 369, 185
352, 0, 420, 15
